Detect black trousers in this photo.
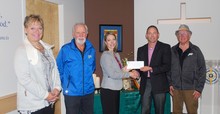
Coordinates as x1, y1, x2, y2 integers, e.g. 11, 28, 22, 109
141, 79, 166, 114
100, 88, 120, 114
32, 105, 54, 114
64, 93, 94, 114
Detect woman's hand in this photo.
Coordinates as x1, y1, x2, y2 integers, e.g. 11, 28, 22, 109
122, 66, 130, 72
52, 88, 60, 97
129, 70, 140, 79
46, 88, 60, 102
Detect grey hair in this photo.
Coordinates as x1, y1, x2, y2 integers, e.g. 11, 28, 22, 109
72, 23, 88, 34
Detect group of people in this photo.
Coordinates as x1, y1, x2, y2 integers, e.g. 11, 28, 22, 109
14, 14, 206, 114
138, 25, 206, 114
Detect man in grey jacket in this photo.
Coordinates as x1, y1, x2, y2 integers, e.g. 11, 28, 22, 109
168, 24, 206, 114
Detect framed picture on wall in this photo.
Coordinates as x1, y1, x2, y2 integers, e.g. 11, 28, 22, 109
99, 24, 123, 52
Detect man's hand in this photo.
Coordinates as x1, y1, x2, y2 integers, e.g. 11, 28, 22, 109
193, 90, 201, 100
169, 86, 174, 96
140, 66, 152, 72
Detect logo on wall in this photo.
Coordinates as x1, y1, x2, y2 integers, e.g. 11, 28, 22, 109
206, 67, 219, 84
0, 14, 11, 41
0, 15, 11, 28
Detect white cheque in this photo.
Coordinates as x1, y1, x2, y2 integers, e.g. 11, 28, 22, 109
127, 61, 144, 69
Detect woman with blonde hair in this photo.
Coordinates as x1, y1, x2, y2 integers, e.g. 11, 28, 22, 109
100, 32, 139, 114
14, 14, 61, 114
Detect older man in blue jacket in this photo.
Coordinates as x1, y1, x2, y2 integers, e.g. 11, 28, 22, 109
56, 23, 96, 114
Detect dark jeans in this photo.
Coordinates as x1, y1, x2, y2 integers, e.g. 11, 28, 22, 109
100, 88, 120, 114
64, 93, 94, 114
141, 79, 166, 114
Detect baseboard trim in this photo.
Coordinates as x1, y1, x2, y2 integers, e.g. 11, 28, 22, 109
0, 93, 17, 114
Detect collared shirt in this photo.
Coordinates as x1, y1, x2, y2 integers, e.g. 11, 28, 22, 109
148, 45, 155, 77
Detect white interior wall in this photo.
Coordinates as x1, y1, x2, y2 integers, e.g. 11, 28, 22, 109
134, 0, 220, 60
47, 0, 85, 43
135, 0, 220, 114
0, 0, 24, 97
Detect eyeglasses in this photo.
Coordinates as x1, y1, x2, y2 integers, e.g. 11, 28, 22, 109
177, 31, 189, 36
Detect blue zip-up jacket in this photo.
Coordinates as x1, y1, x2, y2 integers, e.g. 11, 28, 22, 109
56, 38, 96, 96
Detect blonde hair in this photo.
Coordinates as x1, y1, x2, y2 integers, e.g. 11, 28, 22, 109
24, 14, 44, 29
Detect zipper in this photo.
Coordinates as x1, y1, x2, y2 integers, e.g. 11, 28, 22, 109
180, 69, 183, 90
180, 58, 183, 90
82, 52, 85, 95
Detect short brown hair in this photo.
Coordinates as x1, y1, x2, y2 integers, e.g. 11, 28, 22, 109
146, 25, 159, 34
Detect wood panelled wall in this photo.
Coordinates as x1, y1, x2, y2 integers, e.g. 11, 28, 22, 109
0, 93, 16, 113
26, 0, 60, 57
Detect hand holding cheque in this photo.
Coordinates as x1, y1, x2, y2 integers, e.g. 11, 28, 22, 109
126, 61, 146, 79
129, 70, 140, 79
140, 66, 152, 72
127, 61, 145, 69
127, 61, 152, 72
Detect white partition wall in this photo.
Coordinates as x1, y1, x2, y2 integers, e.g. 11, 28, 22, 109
0, 0, 24, 97
202, 60, 220, 114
